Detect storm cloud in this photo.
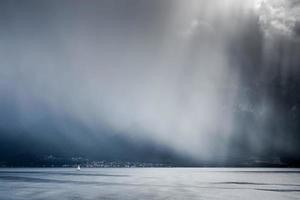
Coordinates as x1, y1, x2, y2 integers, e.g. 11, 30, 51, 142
0, 0, 299, 165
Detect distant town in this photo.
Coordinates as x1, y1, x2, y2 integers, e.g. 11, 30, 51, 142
0, 154, 291, 168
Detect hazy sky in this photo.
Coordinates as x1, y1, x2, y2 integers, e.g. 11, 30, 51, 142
0, 0, 300, 165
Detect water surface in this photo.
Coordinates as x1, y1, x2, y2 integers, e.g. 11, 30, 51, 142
0, 168, 299, 200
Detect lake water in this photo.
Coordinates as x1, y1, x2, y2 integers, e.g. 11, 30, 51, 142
0, 168, 299, 200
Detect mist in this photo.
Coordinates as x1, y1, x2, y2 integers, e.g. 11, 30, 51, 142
0, 0, 299, 165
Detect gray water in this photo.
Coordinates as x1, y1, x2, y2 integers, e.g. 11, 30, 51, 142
0, 168, 300, 200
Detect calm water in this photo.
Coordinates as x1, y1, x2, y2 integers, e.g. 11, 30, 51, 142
0, 168, 300, 200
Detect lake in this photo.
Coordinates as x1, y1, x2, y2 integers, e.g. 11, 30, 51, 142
0, 168, 299, 200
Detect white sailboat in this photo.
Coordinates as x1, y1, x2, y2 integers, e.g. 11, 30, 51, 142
77, 165, 81, 171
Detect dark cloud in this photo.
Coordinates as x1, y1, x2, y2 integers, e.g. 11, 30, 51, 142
0, 0, 299, 166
